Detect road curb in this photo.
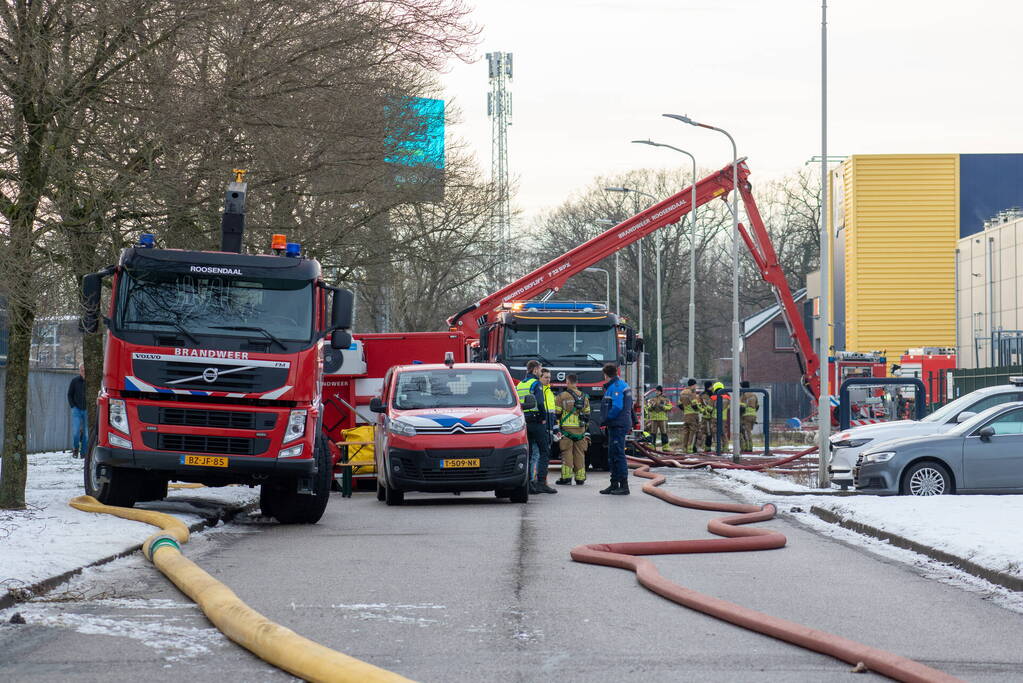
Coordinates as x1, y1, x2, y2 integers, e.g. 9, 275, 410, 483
808, 505, 1023, 593
0, 500, 258, 611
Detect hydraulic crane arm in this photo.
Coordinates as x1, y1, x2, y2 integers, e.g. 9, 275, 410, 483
448, 160, 749, 330
447, 158, 820, 400
735, 182, 821, 401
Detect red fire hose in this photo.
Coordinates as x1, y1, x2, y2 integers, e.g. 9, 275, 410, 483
633, 442, 818, 470
570, 464, 963, 683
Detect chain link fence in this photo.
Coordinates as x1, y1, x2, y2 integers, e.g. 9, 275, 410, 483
0, 368, 77, 453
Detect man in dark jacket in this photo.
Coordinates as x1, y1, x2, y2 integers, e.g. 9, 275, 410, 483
516, 359, 556, 495
68, 364, 87, 458
599, 363, 633, 495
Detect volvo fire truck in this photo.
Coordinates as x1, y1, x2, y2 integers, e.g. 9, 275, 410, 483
80, 172, 354, 524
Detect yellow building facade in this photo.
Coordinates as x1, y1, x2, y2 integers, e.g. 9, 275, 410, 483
831, 154, 959, 360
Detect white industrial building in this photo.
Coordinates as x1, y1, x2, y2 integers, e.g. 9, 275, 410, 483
955, 211, 1023, 368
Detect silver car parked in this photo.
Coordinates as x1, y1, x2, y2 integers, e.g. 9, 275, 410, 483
854, 401, 1023, 495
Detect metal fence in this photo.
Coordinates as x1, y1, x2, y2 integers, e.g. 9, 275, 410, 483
752, 381, 813, 421
0, 368, 77, 453
951, 364, 1023, 397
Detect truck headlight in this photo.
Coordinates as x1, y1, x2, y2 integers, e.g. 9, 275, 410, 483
500, 415, 525, 434
278, 444, 304, 458
388, 419, 416, 437
863, 451, 895, 464
109, 433, 131, 449
284, 409, 306, 443
108, 399, 130, 435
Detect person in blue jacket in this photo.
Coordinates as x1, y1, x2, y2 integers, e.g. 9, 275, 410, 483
599, 363, 633, 495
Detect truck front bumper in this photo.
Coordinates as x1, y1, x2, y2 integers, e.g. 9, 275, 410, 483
93, 445, 315, 481
385, 444, 529, 493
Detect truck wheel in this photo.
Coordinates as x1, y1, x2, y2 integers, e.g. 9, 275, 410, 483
271, 434, 333, 524
83, 420, 141, 508
259, 481, 280, 518
508, 481, 529, 504
376, 480, 386, 501
384, 483, 404, 506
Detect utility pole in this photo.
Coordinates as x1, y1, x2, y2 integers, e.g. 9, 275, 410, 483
818, 0, 831, 488
487, 52, 513, 287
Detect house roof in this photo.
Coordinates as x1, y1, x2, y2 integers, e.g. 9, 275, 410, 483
741, 288, 807, 338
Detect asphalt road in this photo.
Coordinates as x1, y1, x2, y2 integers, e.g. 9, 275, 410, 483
2, 471, 1022, 682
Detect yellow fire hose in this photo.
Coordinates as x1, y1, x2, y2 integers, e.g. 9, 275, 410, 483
69, 495, 414, 683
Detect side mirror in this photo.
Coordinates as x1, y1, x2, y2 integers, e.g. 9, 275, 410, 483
369, 397, 385, 413
520, 394, 537, 411
625, 350, 636, 364
634, 337, 645, 353
955, 411, 976, 424
331, 287, 354, 330
978, 425, 995, 441
80, 273, 103, 334
330, 330, 352, 350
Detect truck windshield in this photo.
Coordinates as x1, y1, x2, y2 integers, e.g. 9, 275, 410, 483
504, 325, 616, 365
393, 369, 516, 410
116, 268, 314, 343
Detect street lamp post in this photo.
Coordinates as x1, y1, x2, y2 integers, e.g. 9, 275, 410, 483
584, 267, 610, 309
632, 140, 698, 383
595, 218, 620, 313
604, 186, 660, 403
663, 113, 741, 462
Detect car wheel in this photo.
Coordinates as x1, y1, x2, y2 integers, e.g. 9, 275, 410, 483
384, 484, 404, 506
376, 480, 386, 501
901, 461, 953, 496
508, 482, 529, 504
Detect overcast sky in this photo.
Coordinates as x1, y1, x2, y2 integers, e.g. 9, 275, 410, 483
440, 0, 1023, 222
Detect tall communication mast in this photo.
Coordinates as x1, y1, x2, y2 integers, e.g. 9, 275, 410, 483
487, 52, 512, 284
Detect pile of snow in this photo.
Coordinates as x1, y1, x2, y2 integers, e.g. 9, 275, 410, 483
1, 451, 258, 595
670, 468, 1023, 581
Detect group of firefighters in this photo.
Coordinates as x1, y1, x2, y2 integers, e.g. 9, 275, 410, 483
644, 380, 761, 453
515, 361, 763, 500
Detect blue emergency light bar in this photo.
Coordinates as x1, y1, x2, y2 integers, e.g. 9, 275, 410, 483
517, 301, 607, 312
285, 242, 301, 258
138, 233, 156, 248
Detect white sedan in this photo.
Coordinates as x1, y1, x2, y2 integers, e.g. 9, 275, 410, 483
828, 380, 1023, 488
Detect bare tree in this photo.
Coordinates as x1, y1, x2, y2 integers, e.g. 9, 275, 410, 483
0, 0, 479, 508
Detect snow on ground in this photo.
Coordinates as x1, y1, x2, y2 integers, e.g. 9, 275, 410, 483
661, 467, 1023, 584
1, 451, 259, 596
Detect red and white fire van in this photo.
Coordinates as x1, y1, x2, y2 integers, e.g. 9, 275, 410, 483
369, 360, 530, 505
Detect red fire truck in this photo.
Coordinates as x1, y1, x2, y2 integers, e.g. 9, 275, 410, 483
894, 348, 956, 408
80, 173, 354, 524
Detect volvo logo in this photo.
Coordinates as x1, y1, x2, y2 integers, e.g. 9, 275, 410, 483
557, 372, 566, 381
202, 367, 219, 383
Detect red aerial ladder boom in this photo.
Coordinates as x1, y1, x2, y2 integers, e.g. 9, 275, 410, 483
446, 159, 821, 400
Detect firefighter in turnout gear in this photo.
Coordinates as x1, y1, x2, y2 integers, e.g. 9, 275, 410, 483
555, 373, 590, 485
696, 380, 714, 452
645, 385, 673, 448
739, 380, 759, 453
678, 379, 699, 452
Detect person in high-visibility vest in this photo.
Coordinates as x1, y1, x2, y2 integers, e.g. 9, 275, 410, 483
739, 380, 759, 453
645, 385, 673, 448
554, 373, 590, 485
516, 360, 556, 495
709, 380, 731, 450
